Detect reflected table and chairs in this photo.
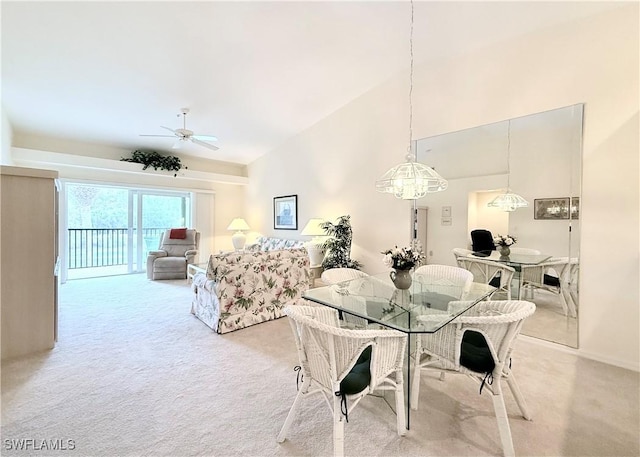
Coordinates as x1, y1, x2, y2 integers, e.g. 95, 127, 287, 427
462, 251, 552, 297
303, 271, 496, 429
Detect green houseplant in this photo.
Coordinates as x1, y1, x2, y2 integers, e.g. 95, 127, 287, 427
121, 150, 187, 177
320, 215, 362, 270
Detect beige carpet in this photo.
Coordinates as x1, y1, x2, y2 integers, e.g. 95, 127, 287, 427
1, 274, 638, 456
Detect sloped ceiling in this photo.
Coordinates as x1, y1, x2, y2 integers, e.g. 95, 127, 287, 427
1, 1, 621, 165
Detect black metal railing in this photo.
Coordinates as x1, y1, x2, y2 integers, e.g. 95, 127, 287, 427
68, 228, 166, 269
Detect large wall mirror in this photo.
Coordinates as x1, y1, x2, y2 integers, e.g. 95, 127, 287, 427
415, 104, 583, 348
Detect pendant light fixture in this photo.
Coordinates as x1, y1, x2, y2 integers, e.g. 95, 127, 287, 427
487, 120, 529, 212
375, 0, 447, 200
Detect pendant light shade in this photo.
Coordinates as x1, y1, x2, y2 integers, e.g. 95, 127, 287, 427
375, 0, 447, 201
375, 157, 448, 200
487, 192, 529, 212
487, 120, 528, 212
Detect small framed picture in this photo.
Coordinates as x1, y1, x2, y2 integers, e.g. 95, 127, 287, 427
534, 197, 570, 220
273, 195, 298, 230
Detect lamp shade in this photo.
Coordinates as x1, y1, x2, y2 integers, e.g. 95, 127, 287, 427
375, 161, 448, 200
487, 191, 529, 212
227, 218, 250, 231
301, 218, 326, 237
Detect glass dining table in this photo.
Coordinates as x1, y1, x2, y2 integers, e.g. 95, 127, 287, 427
303, 272, 496, 429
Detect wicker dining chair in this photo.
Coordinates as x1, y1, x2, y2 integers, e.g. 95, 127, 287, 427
452, 247, 473, 263
321, 267, 368, 284
277, 305, 407, 457
413, 264, 474, 298
519, 257, 576, 317
411, 300, 536, 457
456, 257, 516, 299
320, 268, 370, 329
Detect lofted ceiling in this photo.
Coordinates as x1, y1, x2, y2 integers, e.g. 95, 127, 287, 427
1, 1, 621, 165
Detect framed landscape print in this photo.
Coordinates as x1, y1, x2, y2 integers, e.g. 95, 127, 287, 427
534, 197, 570, 220
273, 195, 298, 230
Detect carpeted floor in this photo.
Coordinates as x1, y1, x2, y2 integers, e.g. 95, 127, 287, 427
1, 274, 638, 456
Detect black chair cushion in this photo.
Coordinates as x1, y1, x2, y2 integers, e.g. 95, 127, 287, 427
460, 330, 495, 374
543, 274, 561, 287
340, 346, 372, 395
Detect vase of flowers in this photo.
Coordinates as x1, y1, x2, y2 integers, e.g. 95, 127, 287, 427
493, 234, 516, 257
382, 244, 425, 290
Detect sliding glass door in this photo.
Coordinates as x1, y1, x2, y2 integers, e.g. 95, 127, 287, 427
64, 183, 191, 280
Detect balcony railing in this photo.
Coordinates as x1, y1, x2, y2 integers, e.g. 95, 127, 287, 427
68, 228, 166, 269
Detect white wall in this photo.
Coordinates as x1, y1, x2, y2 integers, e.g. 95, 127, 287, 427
247, 5, 639, 370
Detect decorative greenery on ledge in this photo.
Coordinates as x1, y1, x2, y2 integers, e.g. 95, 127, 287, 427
120, 150, 187, 177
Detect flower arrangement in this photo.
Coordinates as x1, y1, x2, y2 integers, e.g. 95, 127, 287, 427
381, 244, 425, 271
493, 234, 517, 247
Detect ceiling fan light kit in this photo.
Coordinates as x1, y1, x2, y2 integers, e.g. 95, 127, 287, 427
140, 108, 219, 151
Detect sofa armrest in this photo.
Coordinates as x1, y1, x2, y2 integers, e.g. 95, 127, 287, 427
148, 250, 168, 258
185, 250, 198, 263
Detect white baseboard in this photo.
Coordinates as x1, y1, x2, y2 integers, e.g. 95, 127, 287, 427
520, 335, 640, 372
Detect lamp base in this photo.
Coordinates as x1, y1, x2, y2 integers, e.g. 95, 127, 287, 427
305, 241, 326, 267
231, 232, 247, 251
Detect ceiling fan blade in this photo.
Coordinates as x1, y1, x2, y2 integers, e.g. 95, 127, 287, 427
191, 138, 220, 151
192, 134, 218, 142
140, 134, 176, 138
161, 126, 178, 135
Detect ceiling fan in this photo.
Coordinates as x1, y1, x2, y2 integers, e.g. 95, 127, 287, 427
140, 108, 219, 151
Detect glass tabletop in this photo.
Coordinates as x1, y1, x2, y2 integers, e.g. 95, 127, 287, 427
303, 272, 495, 334
467, 251, 552, 266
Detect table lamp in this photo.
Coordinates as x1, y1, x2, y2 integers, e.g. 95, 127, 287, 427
227, 218, 250, 251
301, 218, 327, 266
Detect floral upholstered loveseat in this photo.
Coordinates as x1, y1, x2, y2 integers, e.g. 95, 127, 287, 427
191, 248, 310, 333
245, 236, 305, 252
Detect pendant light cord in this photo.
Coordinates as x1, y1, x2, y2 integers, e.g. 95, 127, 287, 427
407, 0, 414, 161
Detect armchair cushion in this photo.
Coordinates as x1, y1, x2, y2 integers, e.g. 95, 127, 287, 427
169, 228, 188, 239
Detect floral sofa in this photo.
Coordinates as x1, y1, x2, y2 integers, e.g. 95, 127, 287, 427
191, 248, 310, 333
245, 236, 305, 252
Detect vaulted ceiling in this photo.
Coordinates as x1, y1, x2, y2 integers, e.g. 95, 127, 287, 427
1, 1, 620, 165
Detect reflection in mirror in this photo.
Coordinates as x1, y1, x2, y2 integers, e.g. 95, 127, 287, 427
415, 104, 583, 348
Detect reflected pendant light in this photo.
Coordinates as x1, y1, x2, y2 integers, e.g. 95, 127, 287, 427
375, 0, 447, 200
487, 120, 529, 212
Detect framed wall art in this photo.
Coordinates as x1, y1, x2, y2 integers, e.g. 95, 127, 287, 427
273, 195, 298, 230
534, 197, 569, 220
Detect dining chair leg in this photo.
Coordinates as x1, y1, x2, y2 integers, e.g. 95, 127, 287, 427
506, 375, 531, 420
491, 389, 515, 457
395, 373, 407, 435
333, 397, 345, 457
277, 390, 303, 443
410, 362, 422, 410
562, 287, 577, 317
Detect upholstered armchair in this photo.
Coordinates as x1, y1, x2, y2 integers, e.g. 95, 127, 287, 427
147, 228, 200, 280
